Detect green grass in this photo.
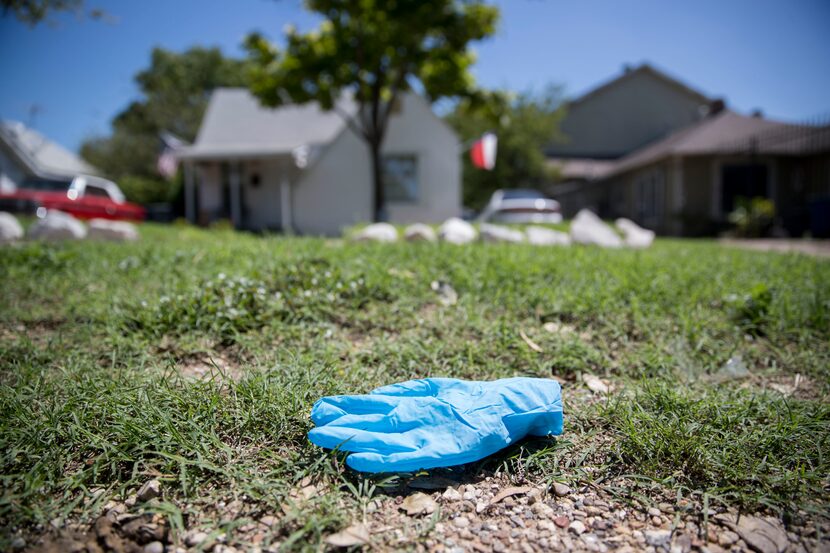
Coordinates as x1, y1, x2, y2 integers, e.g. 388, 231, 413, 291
1, 223, 828, 548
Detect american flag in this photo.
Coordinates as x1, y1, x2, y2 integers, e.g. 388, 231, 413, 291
157, 132, 185, 179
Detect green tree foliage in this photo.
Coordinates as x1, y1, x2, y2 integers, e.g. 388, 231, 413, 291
245, 0, 499, 221
2, 0, 80, 24
445, 87, 566, 210
80, 47, 250, 203
1, 0, 112, 25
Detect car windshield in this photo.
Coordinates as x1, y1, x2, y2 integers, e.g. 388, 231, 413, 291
501, 189, 547, 200
23, 179, 71, 191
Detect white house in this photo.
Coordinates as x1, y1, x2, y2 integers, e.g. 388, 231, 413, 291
0, 120, 97, 193
177, 89, 461, 235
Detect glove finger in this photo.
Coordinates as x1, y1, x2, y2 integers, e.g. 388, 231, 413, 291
370, 379, 435, 397
308, 425, 421, 454
311, 394, 398, 425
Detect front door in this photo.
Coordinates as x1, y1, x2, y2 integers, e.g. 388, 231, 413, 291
721, 164, 769, 214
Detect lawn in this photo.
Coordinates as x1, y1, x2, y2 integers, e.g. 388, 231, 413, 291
1, 224, 828, 551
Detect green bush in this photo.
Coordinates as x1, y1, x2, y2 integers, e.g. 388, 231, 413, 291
728, 196, 775, 237
117, 174, 180, 205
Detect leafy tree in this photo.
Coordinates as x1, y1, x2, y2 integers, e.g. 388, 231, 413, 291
80, 47, 250, 202
2, 0, 111, 25
445, 87, 566, 210
245, 0, 499, 221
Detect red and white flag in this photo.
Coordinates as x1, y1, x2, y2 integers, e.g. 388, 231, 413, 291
470, 132, 497, 170
157, 131, 185, 179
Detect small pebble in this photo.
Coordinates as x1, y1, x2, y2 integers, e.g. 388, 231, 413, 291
552, 483, 571, 497
453, 516, 470, 529
718, 530, 739, 547
443, 487, 462, 501
144, 542, 164, 553
648, 507, 662, 517
260, 515, 277, 527
137, 479, 162, 502
10, 537, 26, 550
554, 516, 570, 528
569, 520, 586, 535
186, 531, 209, 547
645, 529, 672, 546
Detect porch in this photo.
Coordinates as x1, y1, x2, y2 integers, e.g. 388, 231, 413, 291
180, 154, 299, 232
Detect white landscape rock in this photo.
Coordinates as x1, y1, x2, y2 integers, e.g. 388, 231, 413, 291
27, 210, 87, 241
479, 223, 525, 243
615, 218, 655, 248
88, 218, 139, 241
525, 225, 571, 246
0, 212, 24, 243
403, 223, 437, 242
352, 222, 398, 242
570, 209, 622, 248
438, 217, 477, 245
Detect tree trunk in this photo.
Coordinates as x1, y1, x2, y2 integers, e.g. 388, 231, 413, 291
369, 138, 385, 222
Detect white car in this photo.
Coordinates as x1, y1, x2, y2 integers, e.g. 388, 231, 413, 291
477, 189, 563, 224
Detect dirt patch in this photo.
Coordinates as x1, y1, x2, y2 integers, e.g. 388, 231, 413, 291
753, 373, 828, 402
0, 319, 69, 348
179, 352, 242, 381
29, 512, 168, 553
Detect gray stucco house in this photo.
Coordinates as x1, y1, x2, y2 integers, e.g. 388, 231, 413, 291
177, 89, 461, 235
0, 120, 97, 193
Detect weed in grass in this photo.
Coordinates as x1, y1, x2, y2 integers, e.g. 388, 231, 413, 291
724, 282, 773, 335
128, 263, 390, 342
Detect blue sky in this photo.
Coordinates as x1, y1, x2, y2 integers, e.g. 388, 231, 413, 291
1, 0, 828, 153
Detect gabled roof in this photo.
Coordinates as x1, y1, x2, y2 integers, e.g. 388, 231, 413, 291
607, 110, 827, 177
178, 88, 357, 159
569, 63, 712, 109
0, 120, 96, 179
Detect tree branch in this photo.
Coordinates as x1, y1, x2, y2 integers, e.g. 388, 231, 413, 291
380, 64, 410, 131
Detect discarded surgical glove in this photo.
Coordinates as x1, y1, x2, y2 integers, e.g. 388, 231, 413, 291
308, 377, 563, 473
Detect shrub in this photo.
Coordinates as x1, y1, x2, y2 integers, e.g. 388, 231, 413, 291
117, 175, 180, 205
728, 196, 775, 237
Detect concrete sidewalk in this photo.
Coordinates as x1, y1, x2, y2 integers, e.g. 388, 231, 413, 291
720, 239, 830, 258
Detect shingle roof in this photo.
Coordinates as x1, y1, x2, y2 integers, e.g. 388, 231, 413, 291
568, 63, 712, 109
606, 110, 827, 177
0, 120, 97, 179
177, 88, 357, 159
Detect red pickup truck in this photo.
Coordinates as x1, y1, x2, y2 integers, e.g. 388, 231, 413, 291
0, 175, 145, 221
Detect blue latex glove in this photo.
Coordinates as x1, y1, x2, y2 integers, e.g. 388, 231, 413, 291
308, 377, 563, 473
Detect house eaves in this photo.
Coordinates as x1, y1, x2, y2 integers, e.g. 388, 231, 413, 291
0, 120, 97, 180
602, 110, 812, 179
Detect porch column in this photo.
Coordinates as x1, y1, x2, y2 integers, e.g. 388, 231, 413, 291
229, 160, 242, 228
280, 160, 294, 234
184, 161, 196, 224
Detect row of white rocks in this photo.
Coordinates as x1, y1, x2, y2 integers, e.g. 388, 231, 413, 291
0, 210, 139, 243
352, 209, 655, 248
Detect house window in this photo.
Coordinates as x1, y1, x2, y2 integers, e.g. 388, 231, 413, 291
382, 155, 418, 202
